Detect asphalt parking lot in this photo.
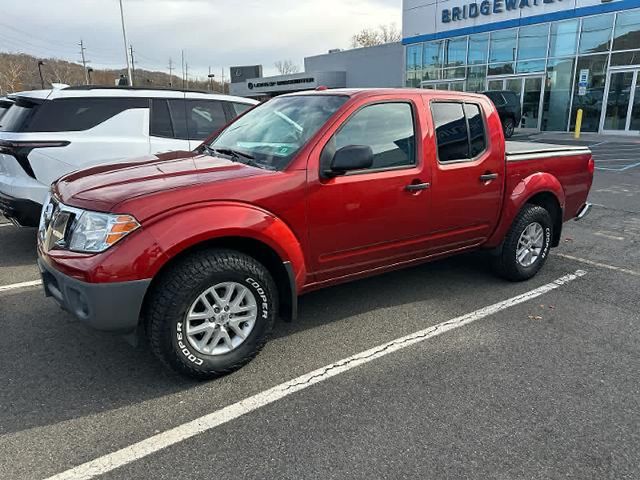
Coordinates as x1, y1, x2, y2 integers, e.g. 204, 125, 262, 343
1, 142, 639, 479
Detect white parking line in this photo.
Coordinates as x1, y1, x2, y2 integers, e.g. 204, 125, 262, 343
0, 280, 42, 293
0, 223, 13, 228
554, 253, 639, 277
45, 270, 587, 480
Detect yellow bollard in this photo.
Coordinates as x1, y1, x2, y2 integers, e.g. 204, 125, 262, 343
574, 108, 583, 139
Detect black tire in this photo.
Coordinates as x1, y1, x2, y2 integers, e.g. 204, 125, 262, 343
503, 117, 516, 138
492, 204, 553, 282
146, 249, 277, 380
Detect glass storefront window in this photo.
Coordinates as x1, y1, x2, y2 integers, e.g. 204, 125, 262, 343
518, 24, 549, 61
542, 57, 575, 131
490, 29, 518, 63
516, 60, 546, 74
549, 19, 579, 58
466, 65, 487, 92
570, 54, 608, 132
444, 37, 467, 67
612, 9, 640, 51
610, 50, 640, 66
579, 14, 614, 54
468, 33, 489, 64
443, 66, 465, 79
423, 40, 443, 81
488, 63, 514, 75
405, 44, 422, 87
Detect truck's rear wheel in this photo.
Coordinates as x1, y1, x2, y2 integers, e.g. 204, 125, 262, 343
493, 204, 553, 282
146, 250, 277, 380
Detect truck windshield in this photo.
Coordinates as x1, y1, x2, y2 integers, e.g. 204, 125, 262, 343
209, 94, 348, 170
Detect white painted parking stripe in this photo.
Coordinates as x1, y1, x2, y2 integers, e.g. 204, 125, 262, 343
554, 253, 639, 277
0, 223, 13, 228
0, 280, 42, 293
44, 270, 587, 480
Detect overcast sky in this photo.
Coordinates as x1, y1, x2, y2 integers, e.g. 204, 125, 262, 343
0, 0, 401, 80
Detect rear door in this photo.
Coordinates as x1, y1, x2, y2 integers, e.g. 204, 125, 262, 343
425, 98, 504, 252
306, 96, 432, 281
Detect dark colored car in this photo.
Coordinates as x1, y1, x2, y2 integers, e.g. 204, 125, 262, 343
482, 91, 522, 138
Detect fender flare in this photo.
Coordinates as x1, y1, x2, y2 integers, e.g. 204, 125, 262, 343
486, 172, 565, 249
144, 201, 308, 294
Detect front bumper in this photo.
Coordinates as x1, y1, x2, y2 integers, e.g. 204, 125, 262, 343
0, 191, 41, 227
38, 257, 151, 333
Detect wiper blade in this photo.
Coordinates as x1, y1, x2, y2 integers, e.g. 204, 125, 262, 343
205, 145, 274, 171
211, 147, 255, 160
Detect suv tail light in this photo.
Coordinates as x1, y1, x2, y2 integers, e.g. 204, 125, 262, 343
0, 140, 70, 179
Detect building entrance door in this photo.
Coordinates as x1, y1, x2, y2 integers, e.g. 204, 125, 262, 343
486, 76, 545, 131
601, 68, 640, 133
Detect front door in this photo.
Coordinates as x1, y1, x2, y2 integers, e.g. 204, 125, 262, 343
601, 69, 640, 133
307, 99, 431, 282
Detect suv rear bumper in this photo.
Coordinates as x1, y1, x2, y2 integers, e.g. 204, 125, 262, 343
0, 192, 42, 227
38, 257, 151, 333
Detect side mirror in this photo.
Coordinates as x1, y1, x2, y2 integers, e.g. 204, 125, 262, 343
326, 145, 373, 177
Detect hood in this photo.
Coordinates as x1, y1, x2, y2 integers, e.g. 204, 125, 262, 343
55, 151, 274, 212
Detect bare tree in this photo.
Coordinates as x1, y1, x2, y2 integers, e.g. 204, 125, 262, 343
351, 23, 401, 48
0, 59, 25, 94
274, 60, 300, 75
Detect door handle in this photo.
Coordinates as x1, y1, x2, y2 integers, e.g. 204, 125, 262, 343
480, 173, 499, 182
405, 182, 430, 192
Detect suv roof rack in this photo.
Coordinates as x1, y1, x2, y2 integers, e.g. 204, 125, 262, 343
63, 85, 221, 95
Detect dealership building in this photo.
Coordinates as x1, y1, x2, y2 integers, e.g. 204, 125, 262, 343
403, 0, 640, 133
231, 0, 640, 133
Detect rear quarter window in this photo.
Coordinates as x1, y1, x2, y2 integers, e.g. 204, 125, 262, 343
25, 97, 148, 132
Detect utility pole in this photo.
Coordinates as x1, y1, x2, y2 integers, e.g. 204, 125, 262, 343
221, 67, 225, 93
185, 63, 189, 89
118, 0, 133, 86
129, 45, 136, 86
79, 39, 89, 84
181, 50, 185, 89
168, 58, 173, 87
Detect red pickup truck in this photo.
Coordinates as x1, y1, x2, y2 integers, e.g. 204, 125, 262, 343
37, 89, 593, 379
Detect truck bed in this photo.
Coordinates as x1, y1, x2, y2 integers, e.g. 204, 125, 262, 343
506, 141, 591, 162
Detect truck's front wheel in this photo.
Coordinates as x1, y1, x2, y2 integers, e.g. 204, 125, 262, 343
493, 204, 553, 282
146, 250, 277, 380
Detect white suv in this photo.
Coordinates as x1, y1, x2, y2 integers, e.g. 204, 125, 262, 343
0, 86, 257, 226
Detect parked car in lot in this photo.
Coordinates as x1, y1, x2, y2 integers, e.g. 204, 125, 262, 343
0, 96, 13, 120
0, 86, 257, 226
37, 88, 593, 379
482, 90, 522, 138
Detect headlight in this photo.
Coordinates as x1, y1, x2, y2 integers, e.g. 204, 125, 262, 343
68, 211, 140, 253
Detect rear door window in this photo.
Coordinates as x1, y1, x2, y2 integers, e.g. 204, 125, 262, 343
484, 92, 506, 106
431, 101, 487, 162
168, 99, 189, 140
185, 99, 227, 140
150, 99, 173, 138
25, 97, 148, 132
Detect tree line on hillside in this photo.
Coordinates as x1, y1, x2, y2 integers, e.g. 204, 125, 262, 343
0, 52, 228, 95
